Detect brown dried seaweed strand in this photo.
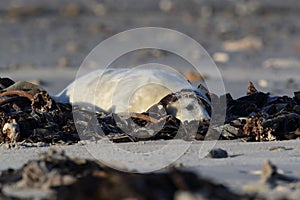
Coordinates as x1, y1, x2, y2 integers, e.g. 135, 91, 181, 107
0, 90, 34, 102
247, 81, 258, 95
131, 113, 158, 123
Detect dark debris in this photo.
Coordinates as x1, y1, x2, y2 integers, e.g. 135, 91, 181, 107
0, 79, 78, 144
206, 148, 228, 158
224, 82, 300, 141
0, 78, 299, 144
0, 149, 249, 200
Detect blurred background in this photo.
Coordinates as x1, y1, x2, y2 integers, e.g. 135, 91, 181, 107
0, 0, 299, 97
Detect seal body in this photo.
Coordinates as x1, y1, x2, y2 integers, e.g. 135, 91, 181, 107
55, 68, 210, 122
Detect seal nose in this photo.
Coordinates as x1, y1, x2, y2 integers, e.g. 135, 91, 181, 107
186, 104, 194, 111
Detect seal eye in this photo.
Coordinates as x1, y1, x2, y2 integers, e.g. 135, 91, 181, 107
186, 104, 194, 111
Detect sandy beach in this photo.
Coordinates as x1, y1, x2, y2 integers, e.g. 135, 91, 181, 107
0, 0, 300, 199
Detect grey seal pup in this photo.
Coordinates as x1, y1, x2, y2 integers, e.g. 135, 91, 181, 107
54, 68, 210, 122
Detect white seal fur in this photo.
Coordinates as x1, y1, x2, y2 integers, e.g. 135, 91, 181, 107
54, 68, 210, 122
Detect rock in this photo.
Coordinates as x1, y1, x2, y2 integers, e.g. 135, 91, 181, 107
91, 3, 107, 16
57, 57, 69, 68
263, 58, 300, 69
258, 80, 268, 88
65, 42, 78, 53
60, 4, 81, 16
159, 0, 174, 13
294, 43, 300, 52
212, 52, 229, 63
268, 146, 291, 151
222, 36, 262, 52
235, 2, 259, 16
89, 24, 104, 34
8, 5, 43, 18
200, 6, 212, 18
206, 148, 228, 158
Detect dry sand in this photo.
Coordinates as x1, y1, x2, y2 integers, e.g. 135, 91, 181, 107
0, 0, 299, 199
1, 140, 300, 195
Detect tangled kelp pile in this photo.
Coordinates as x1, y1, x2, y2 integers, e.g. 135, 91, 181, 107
0, 149, 248, 200
223, 82, 300, 141
0, 78, 78, 144
0, 78, 299, 144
